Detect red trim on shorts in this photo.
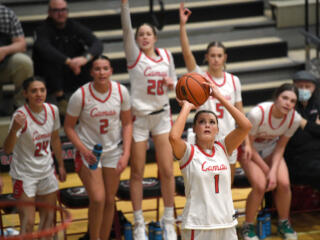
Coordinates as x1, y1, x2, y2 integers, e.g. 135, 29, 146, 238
81, 86, 85, 110
288, 110, 295, 128
258, 105, 265, 126
231, 74, 236, 92
48, 103, 55, 121
191, 230, 195, 240
17, 110, 27, 133
74, 151, 83, 172
89, 82, 112, 103
117, 82, 123, 104
24, 104, 47, 125
127, 51, 142, 69
13, 179, 23, 199
180, 144, 195, 170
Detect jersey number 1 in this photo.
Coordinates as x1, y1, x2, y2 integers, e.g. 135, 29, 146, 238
214, 174, 220, 193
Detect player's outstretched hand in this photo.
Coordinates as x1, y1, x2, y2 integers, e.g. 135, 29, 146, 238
176, 97, 197, 110
180, 2, 192, 25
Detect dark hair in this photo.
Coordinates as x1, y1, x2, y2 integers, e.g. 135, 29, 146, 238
273, 83, 298, 101
193, 110, 218, 125
90, 55, 112, 69
135, 22, 158, 39
22, 76, 46, 91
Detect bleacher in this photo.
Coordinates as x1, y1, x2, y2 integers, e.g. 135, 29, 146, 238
1, 0, 320, 238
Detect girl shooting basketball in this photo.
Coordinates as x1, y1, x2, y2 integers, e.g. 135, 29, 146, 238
3, 77, 66, 237
179, 3, 250, 184
170, 81, 252, 240
120, 0, 178, 239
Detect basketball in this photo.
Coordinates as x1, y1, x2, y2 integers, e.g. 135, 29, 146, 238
176, 72, 210, 106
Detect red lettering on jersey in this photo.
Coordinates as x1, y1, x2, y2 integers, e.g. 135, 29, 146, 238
32, 131, 51, 141
90, 107, 116, 117
144, 66, 167, 77
201, 161, 227, 172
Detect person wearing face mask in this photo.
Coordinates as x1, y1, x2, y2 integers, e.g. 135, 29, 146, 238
284, 70, 320, 191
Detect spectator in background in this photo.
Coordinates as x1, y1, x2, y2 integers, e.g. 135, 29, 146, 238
33, 0, 103, 116
285, 70, 320, 191
0, 4, 33, 115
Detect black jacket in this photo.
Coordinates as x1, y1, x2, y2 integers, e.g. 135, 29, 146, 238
33, 17, 103, 66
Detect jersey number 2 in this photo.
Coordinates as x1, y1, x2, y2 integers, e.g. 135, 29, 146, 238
34, 141, 49, 157
100, 119, 109, 134
214, 174, 220, 193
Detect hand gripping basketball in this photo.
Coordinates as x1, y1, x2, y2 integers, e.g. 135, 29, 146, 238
176, 72, 210, 106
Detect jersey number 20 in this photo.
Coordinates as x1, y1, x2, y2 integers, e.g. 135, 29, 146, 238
147, 79, 164, 95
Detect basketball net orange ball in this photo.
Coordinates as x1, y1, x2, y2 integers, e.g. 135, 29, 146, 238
176, 72, 210, 106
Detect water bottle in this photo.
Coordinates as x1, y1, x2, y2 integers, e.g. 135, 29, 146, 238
148, 221, 155, 240
154, 222, 162, 240
264, 211, 271, 236
257, 211, 266, 239
123, 221, 132, 240
89, 144, 103, 170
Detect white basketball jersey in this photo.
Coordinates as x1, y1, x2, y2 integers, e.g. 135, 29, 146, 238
248, 101, 301, 151
128, 48, 172, 116
9, 103, 59, 180
73, 81, 128, 153
179, 141, 237, 230
194, 67, 242, 138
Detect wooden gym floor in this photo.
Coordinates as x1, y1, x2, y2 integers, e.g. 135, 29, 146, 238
1, 161, 320, 239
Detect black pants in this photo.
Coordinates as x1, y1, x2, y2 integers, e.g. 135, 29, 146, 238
35, 60, 92, 94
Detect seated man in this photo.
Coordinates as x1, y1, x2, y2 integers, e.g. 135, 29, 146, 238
285, 70, 320, 191
0, 4, 33, 115
33, 0, 103, 115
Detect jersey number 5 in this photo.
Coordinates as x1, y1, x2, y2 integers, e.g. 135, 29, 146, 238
216, 103, 224, 119
34, 141, 49, 157
147, 79, 164, 95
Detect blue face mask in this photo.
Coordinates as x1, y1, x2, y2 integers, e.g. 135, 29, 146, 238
298, 88, 312, 102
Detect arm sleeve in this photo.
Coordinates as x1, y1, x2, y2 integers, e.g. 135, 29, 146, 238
247, 106, 263, 136
66, 89, 83, 117
72, 21, 103, 57
233, 75, 242, 102
284, 111, 302, 138
33, 26, 69, 65
120, 1, 140, 66
120, 84, 131, 111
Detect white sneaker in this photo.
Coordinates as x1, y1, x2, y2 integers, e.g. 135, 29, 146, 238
133, 222, 148, 240
160, 217, 177, 240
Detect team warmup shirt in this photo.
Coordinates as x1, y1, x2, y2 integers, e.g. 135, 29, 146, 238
67, 81, 131, 154
9, 103, 60, 180
248, 101, 301, 151
121, 2, 177, 116
179, 140, 237, 230
194, 66, 242, 139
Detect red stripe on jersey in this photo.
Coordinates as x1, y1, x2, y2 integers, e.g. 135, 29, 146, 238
17, 110, 27, 133
89, 82, 112, 103
258, 105, 265, 126
117, 82, 123, 104
191, 230, 195, 240
74, 151, 83, 172
231, 74, 236, 92
196, 144, 215, 157
127, 51, 142, 69
48, 103, 55, 121
180, 144, 195, 170
81, 86, 85, 110
24, 104, 47, 125
164, 49, 170, 63
268, 104, 287, 129
145, 48, 163, 63
215, 141, 227, 155
288, 110, 295, 128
